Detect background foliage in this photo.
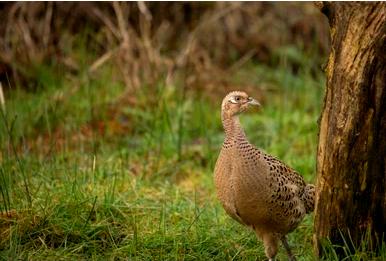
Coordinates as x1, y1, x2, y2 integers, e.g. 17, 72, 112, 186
0, 2, 329, 90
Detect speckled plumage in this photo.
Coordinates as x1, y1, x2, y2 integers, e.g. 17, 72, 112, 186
214, 91, 315, 261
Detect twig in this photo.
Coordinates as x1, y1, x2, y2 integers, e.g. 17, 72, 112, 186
112, 2, 129, 44
176, 3, 241, 68
0, 82, 5, 112
92, 6, 120, 39
88, 47, 118, 74
18, 16, 37, 61
42, 2, 53, 49
137, 2, 152, 21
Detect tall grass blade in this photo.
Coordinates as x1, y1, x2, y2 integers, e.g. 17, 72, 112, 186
0, 108, 32, 207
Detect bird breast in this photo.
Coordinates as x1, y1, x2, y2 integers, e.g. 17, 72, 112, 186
214, 145, 271, 224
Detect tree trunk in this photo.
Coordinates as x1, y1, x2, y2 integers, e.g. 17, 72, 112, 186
314, 2, 386, 257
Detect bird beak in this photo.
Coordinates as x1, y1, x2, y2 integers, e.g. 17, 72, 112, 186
248, 97, 261, 106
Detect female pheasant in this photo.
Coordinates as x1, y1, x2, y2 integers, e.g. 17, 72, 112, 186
214, 91, 315, 261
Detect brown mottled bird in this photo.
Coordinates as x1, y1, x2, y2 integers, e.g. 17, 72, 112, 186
214, 91, 314, 261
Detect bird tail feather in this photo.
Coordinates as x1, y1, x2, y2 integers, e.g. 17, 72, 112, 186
302, 184, 315, 214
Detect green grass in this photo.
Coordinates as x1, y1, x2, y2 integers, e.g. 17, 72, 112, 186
2, 51, 380, 260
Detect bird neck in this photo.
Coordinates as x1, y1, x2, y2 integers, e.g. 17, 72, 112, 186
222, 113, 247, 141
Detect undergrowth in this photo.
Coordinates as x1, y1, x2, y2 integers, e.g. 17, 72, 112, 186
1, 47, 382, 260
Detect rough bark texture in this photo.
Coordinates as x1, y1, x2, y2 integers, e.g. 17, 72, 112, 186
314, 2, 386, 257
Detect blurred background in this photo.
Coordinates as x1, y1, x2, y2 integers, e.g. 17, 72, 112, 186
0, 2, 328, 90
0, 2, 330, 260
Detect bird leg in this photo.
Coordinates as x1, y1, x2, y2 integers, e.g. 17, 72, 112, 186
281, 236, 296, 261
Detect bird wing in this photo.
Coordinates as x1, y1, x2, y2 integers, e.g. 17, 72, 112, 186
257, 150, 309, 231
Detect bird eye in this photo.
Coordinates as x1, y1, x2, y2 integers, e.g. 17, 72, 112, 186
229, 96, 241, 104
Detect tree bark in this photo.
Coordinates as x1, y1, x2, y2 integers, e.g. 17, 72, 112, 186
314, 2, 386, 257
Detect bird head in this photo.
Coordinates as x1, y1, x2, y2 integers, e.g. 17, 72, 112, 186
221, 91, 260, 118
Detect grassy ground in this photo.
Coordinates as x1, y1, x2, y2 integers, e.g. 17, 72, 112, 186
1, 51, 380, 260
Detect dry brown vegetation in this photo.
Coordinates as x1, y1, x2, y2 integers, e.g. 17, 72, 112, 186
0, 2, 329, 92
